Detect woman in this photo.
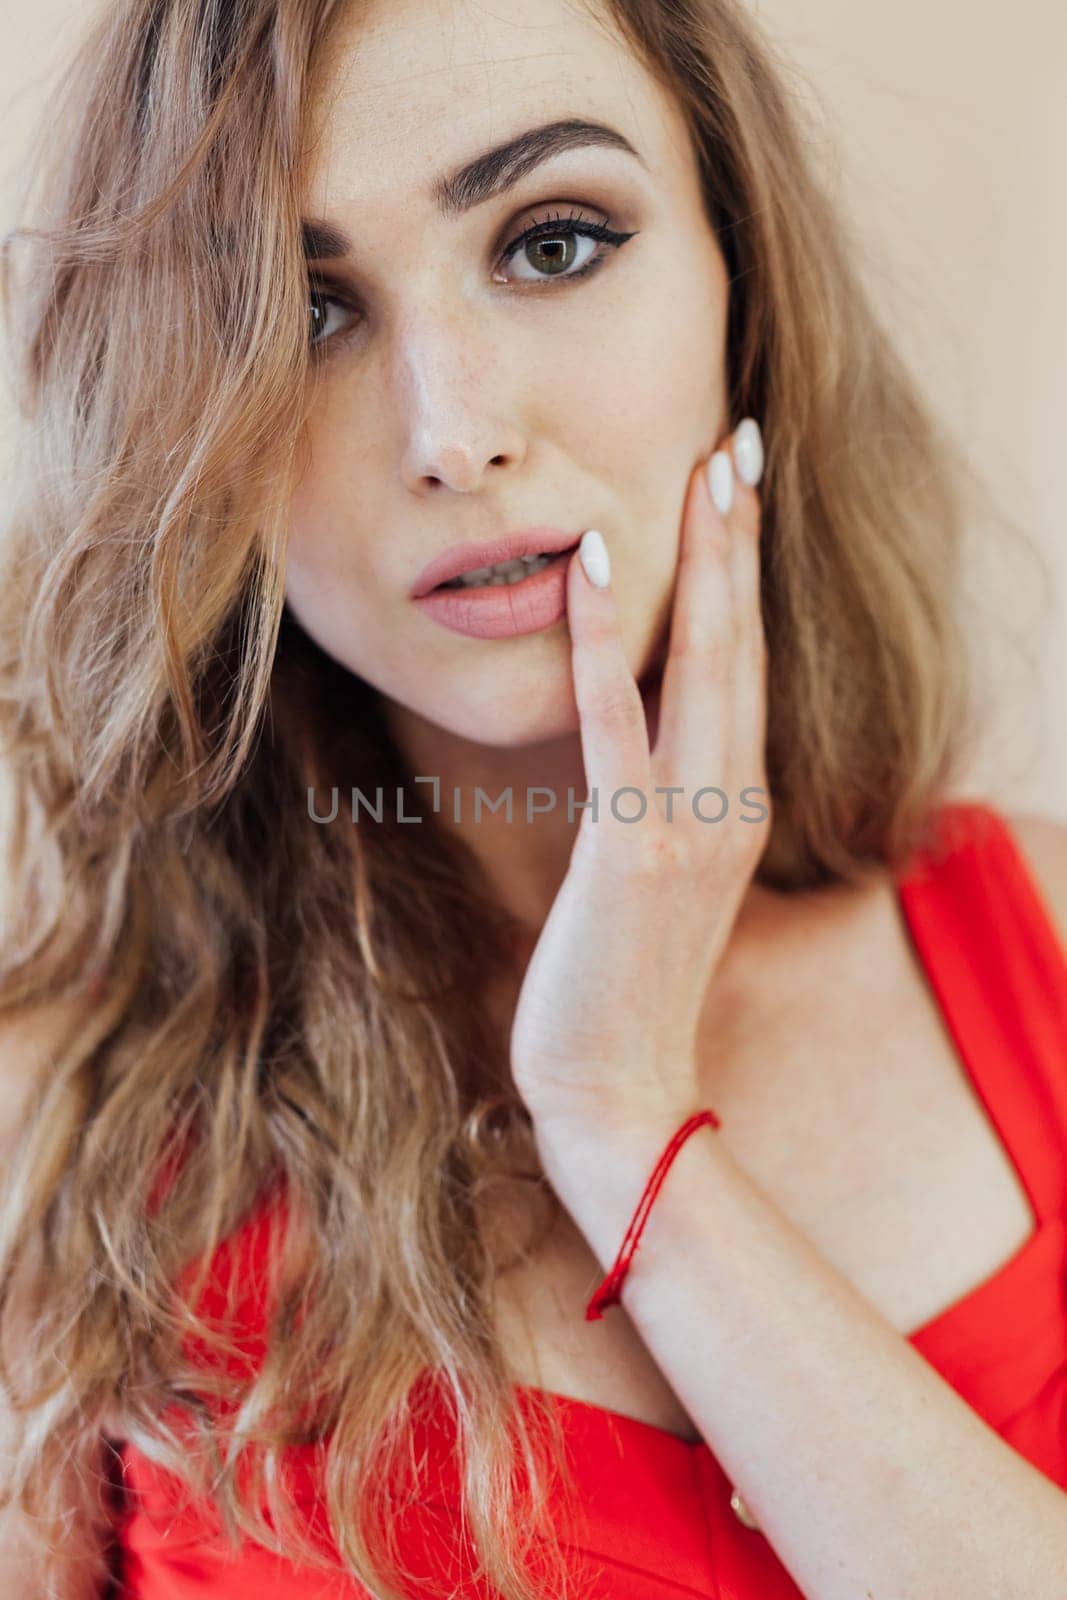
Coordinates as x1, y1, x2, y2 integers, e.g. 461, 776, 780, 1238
1, 0, 1065, 1596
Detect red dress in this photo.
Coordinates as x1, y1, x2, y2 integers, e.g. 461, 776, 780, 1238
108, 802, 1067, 1598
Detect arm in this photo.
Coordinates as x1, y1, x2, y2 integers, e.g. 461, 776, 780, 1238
533, 1105, 1067, 1600
534, 812, 1067, 1599
508, 423, 1067, 1600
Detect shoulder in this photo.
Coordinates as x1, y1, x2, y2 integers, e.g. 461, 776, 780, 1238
1000, 808, 1067, 950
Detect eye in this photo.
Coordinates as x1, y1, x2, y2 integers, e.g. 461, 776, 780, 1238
306, 207, 639, 352
309, 286, 357, 349
495, 206, 638, 287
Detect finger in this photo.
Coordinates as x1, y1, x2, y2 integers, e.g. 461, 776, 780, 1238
725, 417, 763, 617
723, 421, 769, 754
565, 529, 653, 826
649, 452, 734, 799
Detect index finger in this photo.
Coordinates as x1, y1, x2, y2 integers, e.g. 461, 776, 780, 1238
565, 530, 654, 833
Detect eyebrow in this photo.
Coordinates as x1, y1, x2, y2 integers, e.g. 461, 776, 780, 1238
301, 117, 646, 261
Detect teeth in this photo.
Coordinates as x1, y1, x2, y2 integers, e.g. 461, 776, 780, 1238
440, 552, 557, 590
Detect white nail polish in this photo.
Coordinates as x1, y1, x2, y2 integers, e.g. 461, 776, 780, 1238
733, 418, 764, 487
579, 528, 611, 588
707, 451, 734, 517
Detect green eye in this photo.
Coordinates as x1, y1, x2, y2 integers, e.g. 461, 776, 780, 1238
306, 209, 639, 352
499, 210, 637, 286
521, 231, 582, 276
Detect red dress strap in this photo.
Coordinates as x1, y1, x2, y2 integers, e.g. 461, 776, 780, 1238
896, 801, 1067, 1224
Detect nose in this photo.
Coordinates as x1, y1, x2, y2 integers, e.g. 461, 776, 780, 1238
395, 310, 527, 493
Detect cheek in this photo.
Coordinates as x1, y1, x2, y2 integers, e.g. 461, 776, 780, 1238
543, 274, 725, 494
284, 477, 376, 657
286, 421, 377, 590
597, 298, 726, 662
287, 427, 336, 577
629, 276, 726, 442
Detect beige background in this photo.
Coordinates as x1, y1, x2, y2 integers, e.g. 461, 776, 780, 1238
2, 0, 1064, 820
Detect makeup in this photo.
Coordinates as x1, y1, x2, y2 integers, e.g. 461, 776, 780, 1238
411, 526, 582, 596
411, 549, 576, 639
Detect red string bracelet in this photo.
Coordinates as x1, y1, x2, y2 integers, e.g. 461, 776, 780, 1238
584, 1108, 721, 1321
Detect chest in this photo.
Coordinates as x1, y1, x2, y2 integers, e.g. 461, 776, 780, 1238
488, 887, 1036, 1442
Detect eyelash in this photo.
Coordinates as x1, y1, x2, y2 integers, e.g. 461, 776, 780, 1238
307, 206, 638, 353
499, 206, 636, 281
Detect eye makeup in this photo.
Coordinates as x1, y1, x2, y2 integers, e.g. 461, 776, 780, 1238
495, 206, 639, 286
306, 201, 641, 353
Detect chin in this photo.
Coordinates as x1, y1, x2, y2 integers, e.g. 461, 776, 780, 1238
481, 709, 583, 751
428, 694, 581, 751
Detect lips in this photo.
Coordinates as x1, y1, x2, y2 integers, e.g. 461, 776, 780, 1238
411, 549, 576, 640
410, 526, 582, 598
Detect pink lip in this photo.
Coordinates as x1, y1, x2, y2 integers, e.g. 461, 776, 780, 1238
411, 548, 576, 640
410, 525, 582, 598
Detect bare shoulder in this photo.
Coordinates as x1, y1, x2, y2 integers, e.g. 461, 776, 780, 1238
1002, 809, 1067, 949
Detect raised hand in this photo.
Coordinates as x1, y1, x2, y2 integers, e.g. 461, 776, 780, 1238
509, 419, 770, 1141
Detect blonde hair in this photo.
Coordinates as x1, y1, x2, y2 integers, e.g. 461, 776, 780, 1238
0, 1, 1043, 1597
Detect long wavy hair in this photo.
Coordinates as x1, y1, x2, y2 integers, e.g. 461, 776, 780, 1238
0, 1, 1045, 1597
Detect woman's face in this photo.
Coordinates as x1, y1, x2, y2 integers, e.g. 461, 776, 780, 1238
288, 0, 730, 750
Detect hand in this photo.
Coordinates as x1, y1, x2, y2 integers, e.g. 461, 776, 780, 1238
509, 419, 771, 1139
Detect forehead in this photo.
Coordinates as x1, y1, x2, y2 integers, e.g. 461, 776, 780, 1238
302, 0, 685, 217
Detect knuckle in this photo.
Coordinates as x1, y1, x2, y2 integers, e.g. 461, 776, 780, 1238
653, 828, 694, 877
590, 680, 644, 733
672, 624, 733, 675
671, 584, 729, 648
630, 825, 691, 886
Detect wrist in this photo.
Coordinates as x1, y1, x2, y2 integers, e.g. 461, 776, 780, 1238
532, 1093, 697, 1177
527, 1074, 704, 1156
529, 1095, 727, 1276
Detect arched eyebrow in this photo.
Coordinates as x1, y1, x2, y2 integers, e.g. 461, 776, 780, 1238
431, 116, 646, 216
302, 117, 646, 262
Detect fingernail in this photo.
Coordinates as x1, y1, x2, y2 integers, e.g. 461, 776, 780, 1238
706, 450, 734, 517
578, 528, 611, 588
733, 418, 764, 487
